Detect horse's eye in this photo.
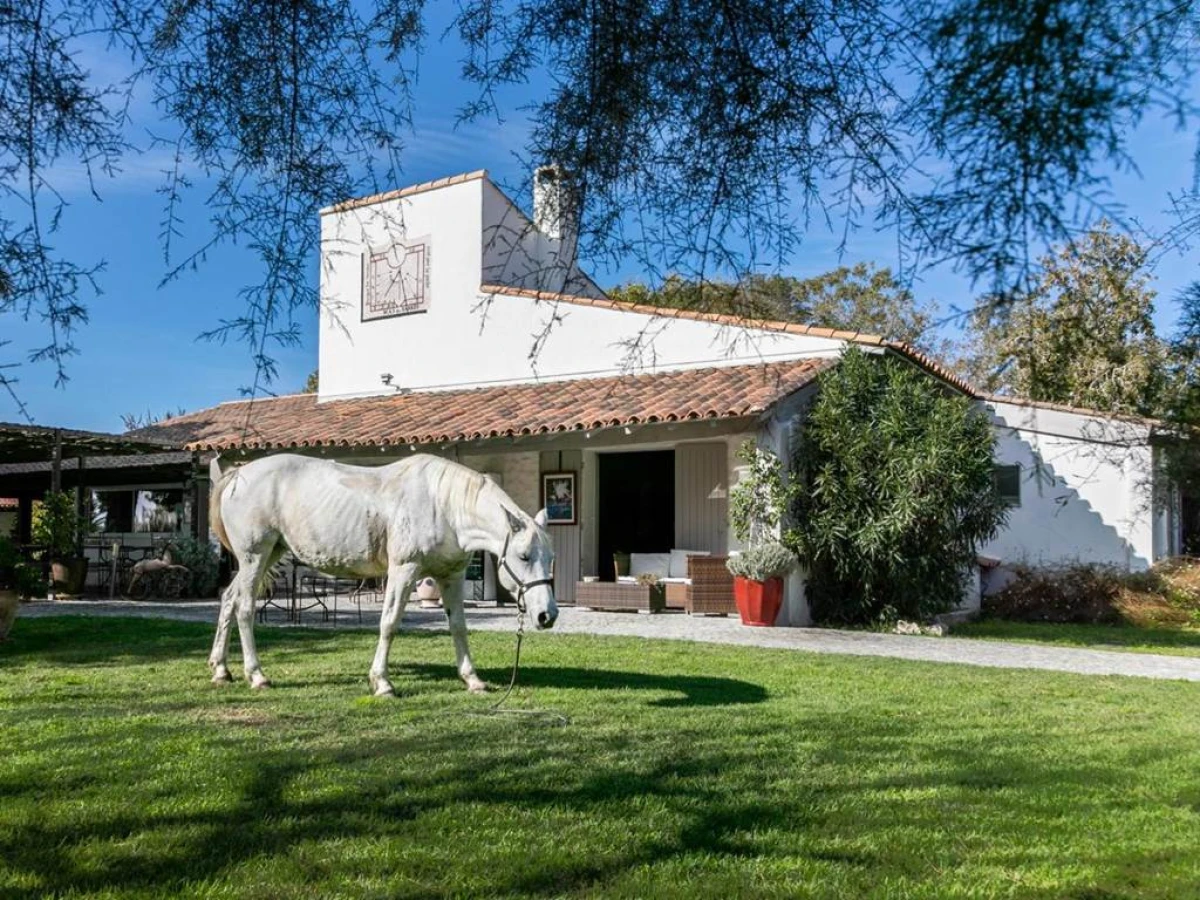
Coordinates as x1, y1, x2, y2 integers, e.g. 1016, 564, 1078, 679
519, 553, 531, 562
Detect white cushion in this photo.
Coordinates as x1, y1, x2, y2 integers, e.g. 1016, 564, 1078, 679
669, 549, 710, 578
659, 577, 691, 585
630, 552, 671, 578
616, 576, 638, 584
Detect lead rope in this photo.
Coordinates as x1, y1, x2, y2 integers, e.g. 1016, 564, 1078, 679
487, 607, 526, 711
464, 535, 569, 725
467, 601, 569, 726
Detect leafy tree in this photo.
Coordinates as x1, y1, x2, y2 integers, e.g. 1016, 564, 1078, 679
1155, 284, 1200, 499
302, 370, 319, 394
610, 264, 939, 349
2, 0, 1196, 409
961, 222, 1169, 416
786, 347, 1007, 625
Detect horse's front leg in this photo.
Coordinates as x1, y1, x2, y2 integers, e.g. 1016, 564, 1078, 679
441, 578, 487, 693
368, 562, 418, 697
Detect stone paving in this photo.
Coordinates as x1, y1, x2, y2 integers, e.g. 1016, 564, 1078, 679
18, 598, 1200, 682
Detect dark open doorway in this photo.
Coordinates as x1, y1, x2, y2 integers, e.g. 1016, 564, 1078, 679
1182, 494, 1200, 556
597, 449, 675, 581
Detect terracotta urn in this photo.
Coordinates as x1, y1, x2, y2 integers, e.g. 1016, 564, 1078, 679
51, 558, 88, 595
733, 576, 783, 627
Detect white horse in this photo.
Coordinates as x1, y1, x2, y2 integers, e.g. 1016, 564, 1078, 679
207, 453, 557, 695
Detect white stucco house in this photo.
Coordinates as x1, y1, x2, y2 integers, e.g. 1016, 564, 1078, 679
135, 168, 1191, 624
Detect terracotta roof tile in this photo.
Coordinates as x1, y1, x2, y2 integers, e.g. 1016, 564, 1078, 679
132, 359, 832, 453
479, 283, 975, 395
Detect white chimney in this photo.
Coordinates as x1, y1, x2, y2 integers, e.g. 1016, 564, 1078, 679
533, 164, 579, 270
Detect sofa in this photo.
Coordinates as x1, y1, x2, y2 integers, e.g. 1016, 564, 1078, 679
616, 549, 736, 614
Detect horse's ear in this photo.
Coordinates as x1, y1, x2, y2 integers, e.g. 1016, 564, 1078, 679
534, 508, 548, 528
503, 506, 526, 534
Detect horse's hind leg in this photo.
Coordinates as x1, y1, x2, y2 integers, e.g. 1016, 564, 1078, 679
441, 578, 487, 693
208, 579, 237, 683
368, 562, 418, 697
233, 547, 279, 689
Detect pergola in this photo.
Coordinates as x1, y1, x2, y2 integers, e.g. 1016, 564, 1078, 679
0, 422, 187, 544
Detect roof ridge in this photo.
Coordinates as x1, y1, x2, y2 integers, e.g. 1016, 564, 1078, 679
321, 170, 489, 215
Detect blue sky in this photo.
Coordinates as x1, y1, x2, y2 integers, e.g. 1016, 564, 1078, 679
4, 15, 1198, 432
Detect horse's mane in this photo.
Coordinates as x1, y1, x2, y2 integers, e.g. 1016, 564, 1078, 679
405, 454, 496, 527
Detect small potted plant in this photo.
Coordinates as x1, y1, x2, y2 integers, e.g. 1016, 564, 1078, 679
32, 490, 87, 595
634, 572, 666, 613
727, 542, 796, 626
0, 536, 42, 640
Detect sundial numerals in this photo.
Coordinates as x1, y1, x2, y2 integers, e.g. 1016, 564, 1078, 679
362, 236, 431, 321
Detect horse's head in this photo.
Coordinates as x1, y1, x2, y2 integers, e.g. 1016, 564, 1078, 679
498, 507, 558, 629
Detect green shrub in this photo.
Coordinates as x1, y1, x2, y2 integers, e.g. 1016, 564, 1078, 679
0, 536, 43, 598
31, 491, 82, 560
984, 564, 1126, 625
985, 560, 1200, 628
727, 542, 796, 581
165, 535, 221, 598
786, 347, 1008, 625
729, 441, 791, 545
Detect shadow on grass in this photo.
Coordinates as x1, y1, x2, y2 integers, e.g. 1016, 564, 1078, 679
0, 615, 350, 668
0, 734, 801, 898
399, 661, 769, 707
0, 678, 1189, 898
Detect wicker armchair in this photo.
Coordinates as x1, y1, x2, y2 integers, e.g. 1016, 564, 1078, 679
680, 555, 736, 615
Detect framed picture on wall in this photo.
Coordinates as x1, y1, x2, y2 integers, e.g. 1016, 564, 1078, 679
541, 471, 577, 525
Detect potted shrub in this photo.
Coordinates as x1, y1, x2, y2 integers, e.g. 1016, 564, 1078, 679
31, 491, 87, 595
0, 536, 42, 640
727, 541, 796, 626
727, 441, 797, 626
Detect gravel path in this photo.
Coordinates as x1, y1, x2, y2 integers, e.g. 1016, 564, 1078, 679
18, 599, 1200, 682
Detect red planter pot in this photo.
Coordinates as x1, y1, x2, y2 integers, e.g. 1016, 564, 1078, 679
733, 576, 783, 627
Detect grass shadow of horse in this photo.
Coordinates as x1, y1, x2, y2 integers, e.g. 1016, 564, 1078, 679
399, 662, 769, 707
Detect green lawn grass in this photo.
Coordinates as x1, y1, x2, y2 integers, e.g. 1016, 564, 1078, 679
954, 619, 1200, 658
2, 616, 1200, 899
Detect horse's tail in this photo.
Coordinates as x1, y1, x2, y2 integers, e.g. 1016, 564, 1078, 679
208, 456, 237, 553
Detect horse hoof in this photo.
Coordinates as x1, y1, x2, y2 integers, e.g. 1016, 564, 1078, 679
372, 681, 396, 698
249, 673, 272, 690
467, 680, 490, 694
211, 667, 233, 684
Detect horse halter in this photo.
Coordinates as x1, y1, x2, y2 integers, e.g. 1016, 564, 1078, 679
498, 532, 555, 614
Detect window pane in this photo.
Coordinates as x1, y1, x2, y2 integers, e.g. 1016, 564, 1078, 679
92, 490, 133, 533
993, 465, 1021, 506
134, 490, 185, 533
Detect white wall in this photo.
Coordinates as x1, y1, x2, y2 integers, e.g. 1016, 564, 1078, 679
318, 176, 849, 401
481, 182, 603, 298
319, 178, 487, 401
981, 400, 1159, 572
